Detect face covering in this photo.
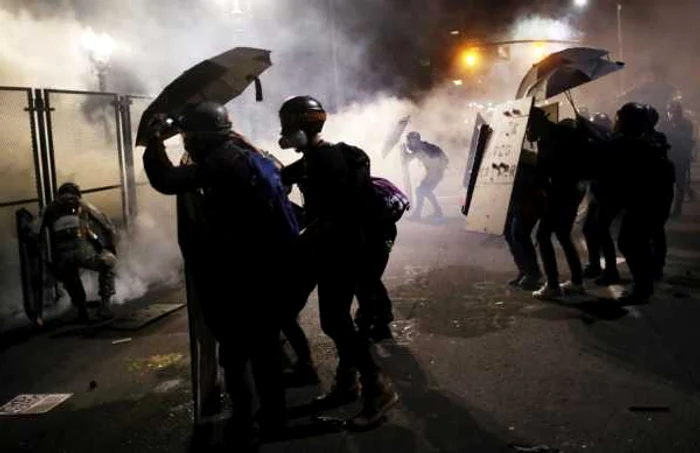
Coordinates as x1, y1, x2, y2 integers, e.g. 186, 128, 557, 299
278, 129, 308, 150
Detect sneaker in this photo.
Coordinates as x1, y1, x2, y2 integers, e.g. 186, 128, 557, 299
560, 281, 586, 295
508, 273, 525, 287
533, 284, 563, 299
349, 374, 399, 430
582, 265, 603, 279
519, 275, 543, 291
617, 289, 651, 306
370, 324, 394, 343
313, 371, 360, 410
594, 271, 621, 286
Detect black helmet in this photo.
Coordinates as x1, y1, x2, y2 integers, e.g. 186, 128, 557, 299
615, 102, 649, 136
592, 112, 613, 130
57, 182, 81, 198
279, 96, 327, 136
175, 101, 231, 135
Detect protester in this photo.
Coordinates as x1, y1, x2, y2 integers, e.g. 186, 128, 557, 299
143, 101, 296, 451
528, 112, 587, 298
661, 99, 696, 217
402, 131, 449, 221
279, 95, 399, 429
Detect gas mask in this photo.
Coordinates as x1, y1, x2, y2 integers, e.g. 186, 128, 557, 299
182, 132, 212, 163
278, 129, 308, 151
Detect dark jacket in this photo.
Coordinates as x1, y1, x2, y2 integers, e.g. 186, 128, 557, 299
281, 142, 376, 229
143, 136, 295, 270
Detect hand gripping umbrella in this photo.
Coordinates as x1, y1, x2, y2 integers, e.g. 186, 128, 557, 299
135, 47, 272, 146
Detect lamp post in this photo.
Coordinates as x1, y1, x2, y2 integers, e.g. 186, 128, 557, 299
82, 29, 114, 92
617, 2, 625, 92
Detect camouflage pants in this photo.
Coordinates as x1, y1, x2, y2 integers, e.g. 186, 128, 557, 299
53, 240, 117, 308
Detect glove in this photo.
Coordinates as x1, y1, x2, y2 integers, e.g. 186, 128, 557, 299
145, 114, 174, 141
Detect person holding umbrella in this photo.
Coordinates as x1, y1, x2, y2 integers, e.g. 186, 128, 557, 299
143, 101, 297, 451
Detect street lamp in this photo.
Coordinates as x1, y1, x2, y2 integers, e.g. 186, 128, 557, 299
81, 29, 114, 92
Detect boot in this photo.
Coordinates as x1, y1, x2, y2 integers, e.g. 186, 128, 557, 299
594, 269, 621, 286
582, 264, 603, 279
519, 274, 542, 291
313, 368, 360, 410
76, 307, 90, 324
349, 373, 399, 430
370, 324, 394, 343
508, 273, 525, 287
96, 297, 115, 320
283, 361, 321, 388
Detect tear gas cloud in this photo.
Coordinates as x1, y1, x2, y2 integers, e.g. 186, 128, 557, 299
0, 0, 699, 323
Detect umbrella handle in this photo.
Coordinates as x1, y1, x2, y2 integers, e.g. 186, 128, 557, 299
565, 91, 578, 116
254, 77, 263, 102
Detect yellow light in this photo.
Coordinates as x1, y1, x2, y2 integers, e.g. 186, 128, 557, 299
461, 48, 479, 68
452, 79, 463, 86
533, 42, 547, 61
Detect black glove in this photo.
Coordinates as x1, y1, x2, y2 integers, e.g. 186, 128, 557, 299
145, 114, 177, 142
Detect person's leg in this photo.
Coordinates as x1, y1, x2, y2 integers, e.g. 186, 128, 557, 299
355, 224, 396, 340
595, 200, 621, 284
651, 188, 673, 280
536, 215, 559, 290
618, 207, 653, 300
556, 190, 585, 289
513, 211, 543, 289
504, 211, 526, 284
77, 244, 117, 318
219, 343, 260, 451
57, 266, 89, 322
582, 199, 602, 276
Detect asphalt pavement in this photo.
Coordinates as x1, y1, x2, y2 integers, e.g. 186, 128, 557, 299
1, 174, 700, 453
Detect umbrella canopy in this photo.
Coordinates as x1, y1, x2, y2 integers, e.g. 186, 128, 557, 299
516, 47, 623, 100
135, 47, 272, 146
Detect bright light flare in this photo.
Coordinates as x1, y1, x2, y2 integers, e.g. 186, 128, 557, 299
573, 0, 588, 8
533, 42, 547, 61
452, 79, 463, 86
461, 48, 480, 69
81, 28, 114, 64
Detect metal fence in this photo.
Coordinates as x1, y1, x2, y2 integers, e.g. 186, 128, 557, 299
0, 86, 154, 323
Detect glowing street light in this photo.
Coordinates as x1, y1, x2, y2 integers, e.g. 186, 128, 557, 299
573, 0, 588, 7
81, 28, 114, 91
461, 48, 480, 69
533, 42, 547, 61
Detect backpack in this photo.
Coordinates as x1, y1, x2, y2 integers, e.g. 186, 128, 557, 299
371, 176, 411, 223
245, 150, 300, 240
335, 142, 411, 223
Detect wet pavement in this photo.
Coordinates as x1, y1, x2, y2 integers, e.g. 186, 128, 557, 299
2, 174, 700, 453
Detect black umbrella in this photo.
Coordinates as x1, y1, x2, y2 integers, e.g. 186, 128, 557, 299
516, 47, 624, 100
135, 47, 272, 146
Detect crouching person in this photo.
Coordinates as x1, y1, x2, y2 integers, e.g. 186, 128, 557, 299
41, 182, 117, 322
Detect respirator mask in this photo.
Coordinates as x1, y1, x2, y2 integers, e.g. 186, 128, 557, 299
278, 129, 309, 150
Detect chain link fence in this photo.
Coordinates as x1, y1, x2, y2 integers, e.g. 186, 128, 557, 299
0, 86, 177, 326
0, 88, 41, 325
